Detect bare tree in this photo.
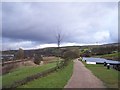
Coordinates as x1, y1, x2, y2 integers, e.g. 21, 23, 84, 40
57, 32, 62, 48
56, 31, 63, 68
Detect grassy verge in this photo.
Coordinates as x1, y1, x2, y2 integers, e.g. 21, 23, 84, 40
81, 61, 120, 88
2, 62, 56, 87
19, 61, 73, 88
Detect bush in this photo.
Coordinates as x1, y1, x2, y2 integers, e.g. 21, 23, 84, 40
63, 49, 80, 60
15, 48, 24, 59
34, 54, 43, 65
62, 49, 79, 66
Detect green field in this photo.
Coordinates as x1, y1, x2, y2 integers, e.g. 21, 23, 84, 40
2, 62, 56, 87
100, 52, 119, 57
95, 52, 120, 61
82, 61, 120, 88
19, 61, 73, 88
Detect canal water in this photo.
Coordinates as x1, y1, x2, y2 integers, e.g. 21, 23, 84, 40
83, 57, 120, 64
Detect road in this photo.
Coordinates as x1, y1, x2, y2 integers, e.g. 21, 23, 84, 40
64, 59, 105, 88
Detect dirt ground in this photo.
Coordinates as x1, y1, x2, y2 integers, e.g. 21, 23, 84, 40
43, 56, 57, 64
64, 59, 106, 88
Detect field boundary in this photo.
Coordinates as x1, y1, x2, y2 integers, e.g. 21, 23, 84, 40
2, 62, 64, 88
2, 59, 32, 75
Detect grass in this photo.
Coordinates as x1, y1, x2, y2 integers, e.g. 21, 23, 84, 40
94, 52, 120, 61
100, 52, 120, 57
19, 61, 73, 88
81, 61, 120, 88
2, 62, 56, 87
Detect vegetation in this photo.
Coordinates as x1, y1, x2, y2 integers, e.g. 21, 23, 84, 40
2, 43, 119, 59
19, 61, 73, 88
15, 48, 24, 60
43, 56, 58, 64
2, 62, 56, 87
91, 45, 118, 55
63, 49, 80, 60
95, 52, 120, 61
62, 49, 79, 66
34, 54, 43, 65
81, 61, 120, 88
101, 52, 120, 57
80, 48, 91, 57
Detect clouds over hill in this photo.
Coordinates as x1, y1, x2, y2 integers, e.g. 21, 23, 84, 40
2, 2, 118, 50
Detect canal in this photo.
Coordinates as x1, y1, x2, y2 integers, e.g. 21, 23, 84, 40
83, 57, 120, 64
82, 57, 120, 71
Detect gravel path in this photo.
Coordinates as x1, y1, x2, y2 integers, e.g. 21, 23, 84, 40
64, 59, 106, 88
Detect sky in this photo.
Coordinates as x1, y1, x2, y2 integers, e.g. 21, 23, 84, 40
2, 2, 118, 50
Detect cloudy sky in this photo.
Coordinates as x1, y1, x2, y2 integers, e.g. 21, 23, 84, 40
2, 2, 118, 50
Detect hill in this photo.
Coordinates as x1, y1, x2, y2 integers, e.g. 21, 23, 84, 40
2, 43, 119, 58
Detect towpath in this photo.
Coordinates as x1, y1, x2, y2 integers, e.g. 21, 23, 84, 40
64, 59, 105, 88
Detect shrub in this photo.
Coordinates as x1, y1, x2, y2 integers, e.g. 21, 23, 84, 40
62, 49, 79, 66
15, 48, 24, 59
63, 49, 79, 60
34, 54, 43, 65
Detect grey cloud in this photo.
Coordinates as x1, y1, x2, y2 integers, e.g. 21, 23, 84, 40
2, 2, 118, 50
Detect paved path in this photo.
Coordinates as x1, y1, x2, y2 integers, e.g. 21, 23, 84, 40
64, 59, 105, 88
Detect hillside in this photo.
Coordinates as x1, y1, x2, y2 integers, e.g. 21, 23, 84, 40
2, 43, 119, 58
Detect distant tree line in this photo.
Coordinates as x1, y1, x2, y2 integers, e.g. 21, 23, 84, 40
91, 46, 118, 55
2, 43, 119, 61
